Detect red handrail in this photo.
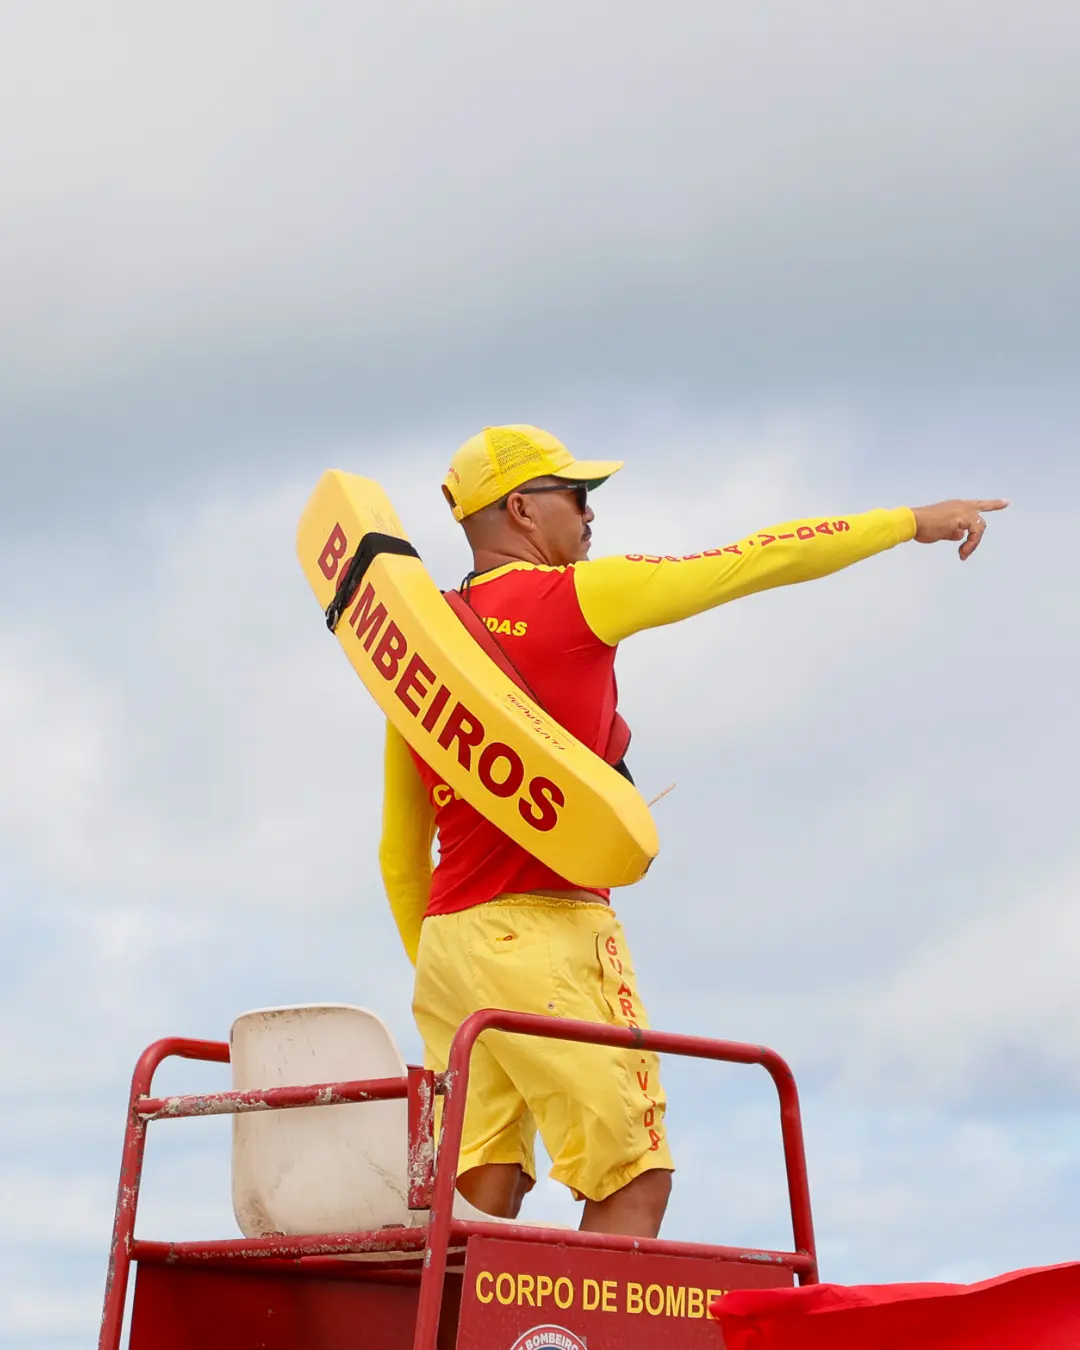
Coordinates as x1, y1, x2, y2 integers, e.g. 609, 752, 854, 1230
412, 1010, 817, 1349
98, 1016, 817, 1350
99, 1038, 229, 1350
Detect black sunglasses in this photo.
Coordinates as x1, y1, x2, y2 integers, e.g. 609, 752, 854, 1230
499, 482, 590, 513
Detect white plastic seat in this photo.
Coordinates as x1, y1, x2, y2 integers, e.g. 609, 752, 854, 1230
230, 1003, 521, 1240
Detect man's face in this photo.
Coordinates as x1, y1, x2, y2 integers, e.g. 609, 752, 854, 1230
512, 477, 595, 565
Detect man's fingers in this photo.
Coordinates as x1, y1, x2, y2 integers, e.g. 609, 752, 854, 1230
955, 499, 1005, 558
959, 513, 987, 560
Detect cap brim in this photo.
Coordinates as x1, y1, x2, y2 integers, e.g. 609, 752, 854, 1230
552, 459, 623, 490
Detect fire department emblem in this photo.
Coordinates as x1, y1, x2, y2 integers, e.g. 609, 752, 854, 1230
509, 1326, 588, 1350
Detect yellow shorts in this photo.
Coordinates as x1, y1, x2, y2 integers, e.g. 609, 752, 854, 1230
412, 895, 674, 1204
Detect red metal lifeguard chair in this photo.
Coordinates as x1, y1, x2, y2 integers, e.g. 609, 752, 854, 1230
99, 1006, 818, 1349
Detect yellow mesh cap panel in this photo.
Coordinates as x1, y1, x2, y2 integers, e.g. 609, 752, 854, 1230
443, 424, 609, 519
488, 427, 553, 487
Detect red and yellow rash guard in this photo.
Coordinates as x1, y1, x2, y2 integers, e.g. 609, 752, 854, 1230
379, 507, 916, 962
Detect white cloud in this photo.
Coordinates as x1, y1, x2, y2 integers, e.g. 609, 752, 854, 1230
0, 1172, 117, 1250
1, 0, 1077, 428
670, 1096, 1080, 1284
840, 849, 1080, 1104
0, 1265, 102, 1341
0, 483, 384, 910
0, 636, 122, 868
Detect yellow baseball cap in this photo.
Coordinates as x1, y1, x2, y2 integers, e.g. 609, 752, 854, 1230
441, 425, 623, 521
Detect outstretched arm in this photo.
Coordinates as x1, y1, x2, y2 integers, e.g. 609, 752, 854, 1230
574, 499, 1007, 646
378, 721, 435, 965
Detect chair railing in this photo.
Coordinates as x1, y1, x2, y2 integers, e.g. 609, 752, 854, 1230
99, 1014, 817, 1350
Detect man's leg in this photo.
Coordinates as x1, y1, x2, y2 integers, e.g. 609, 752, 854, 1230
456, 1162, 533, 1219
580, 1167, 672, 1237
413, 911, 537, 1219
472, 901, 676, 1238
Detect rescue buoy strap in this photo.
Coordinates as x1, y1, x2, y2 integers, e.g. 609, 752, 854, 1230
444, 585, 635, 786
325, 532, 420, 631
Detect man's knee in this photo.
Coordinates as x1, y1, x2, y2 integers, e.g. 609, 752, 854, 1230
456, 1162, 529, 1219
580, 1166, 673, 1237
626, 1166, 673, 1212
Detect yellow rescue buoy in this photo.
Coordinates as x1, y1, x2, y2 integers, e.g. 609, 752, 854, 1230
297, 471, 658, 887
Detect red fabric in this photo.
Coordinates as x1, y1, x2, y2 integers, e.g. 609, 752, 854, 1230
711, 1263, 1080, 1350
412, 564, 623, 915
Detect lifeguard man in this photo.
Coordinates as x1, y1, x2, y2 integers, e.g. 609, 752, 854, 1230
379, 424, 1006, 1238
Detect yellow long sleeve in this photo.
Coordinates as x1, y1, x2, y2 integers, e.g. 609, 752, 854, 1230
574, 507, 916, 646
378, 721, 435, 965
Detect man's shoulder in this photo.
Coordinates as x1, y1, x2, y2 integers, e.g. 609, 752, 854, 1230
467, 562, 598, 639
468, 561, 577, 592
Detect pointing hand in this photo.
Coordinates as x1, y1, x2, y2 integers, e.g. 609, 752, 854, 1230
911, 499, 1009, 561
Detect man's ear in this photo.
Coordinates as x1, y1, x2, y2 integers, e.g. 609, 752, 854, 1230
504, 492, 538, 532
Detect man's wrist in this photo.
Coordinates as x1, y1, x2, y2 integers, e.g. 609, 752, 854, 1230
897, 506, 918, 541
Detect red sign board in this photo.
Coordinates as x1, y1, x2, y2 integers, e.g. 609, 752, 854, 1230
457, 1237, 793, 1349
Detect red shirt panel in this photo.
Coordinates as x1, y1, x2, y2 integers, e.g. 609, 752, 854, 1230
409, 564, 619, 914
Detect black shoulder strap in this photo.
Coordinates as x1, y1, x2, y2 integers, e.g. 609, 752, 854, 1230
325, 533, 419, 631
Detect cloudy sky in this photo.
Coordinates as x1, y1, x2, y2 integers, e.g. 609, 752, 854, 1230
2, 1, 1078, 1344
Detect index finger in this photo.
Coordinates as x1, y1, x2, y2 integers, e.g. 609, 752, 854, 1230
974, 499, 1009, 512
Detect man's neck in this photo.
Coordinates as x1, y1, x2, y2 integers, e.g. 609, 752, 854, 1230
469, 541, 550, 573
